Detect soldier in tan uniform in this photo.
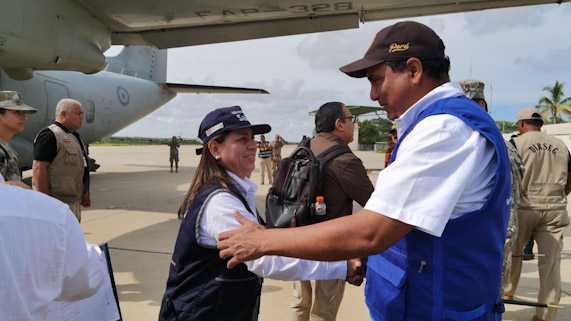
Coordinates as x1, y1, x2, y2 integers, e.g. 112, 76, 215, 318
33, 99, 91, 222
270, 134, 285, 177
0, 91, 37, 189
504, 107, 571, 321
460, 79, 524, 294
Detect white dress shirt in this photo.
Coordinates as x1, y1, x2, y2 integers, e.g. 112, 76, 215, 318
365, 82, 497, 237
199, 171, 347, 280
0, 184, 106, 321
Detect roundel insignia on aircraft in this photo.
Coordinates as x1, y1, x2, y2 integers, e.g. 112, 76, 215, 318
116, 86, 130, 106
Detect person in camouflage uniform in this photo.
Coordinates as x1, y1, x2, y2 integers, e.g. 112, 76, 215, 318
0, 91, 37, 187
168, 136, 180, 173
460, 79, 523, 293
270, 134, 286, 177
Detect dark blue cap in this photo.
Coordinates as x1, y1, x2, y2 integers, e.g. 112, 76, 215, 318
196, 106, 271, 155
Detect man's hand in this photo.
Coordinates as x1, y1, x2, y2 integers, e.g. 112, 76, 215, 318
218, 211, 266, 269
346, 257, 367, 286
80, 196, 91, 208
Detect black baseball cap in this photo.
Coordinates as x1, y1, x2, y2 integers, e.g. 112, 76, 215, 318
340, 21, 446, 78
196, 106, 271, 155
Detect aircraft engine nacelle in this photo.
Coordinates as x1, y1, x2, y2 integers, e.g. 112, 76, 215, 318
0, 0, 111, 80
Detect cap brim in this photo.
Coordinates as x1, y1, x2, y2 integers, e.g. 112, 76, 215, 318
251, 124, 271, 135
197, 123, 271, 155
339, 58, 384, 78
3, 104, 38, 114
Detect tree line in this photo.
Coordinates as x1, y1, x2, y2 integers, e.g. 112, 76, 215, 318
358, 80, 571, 144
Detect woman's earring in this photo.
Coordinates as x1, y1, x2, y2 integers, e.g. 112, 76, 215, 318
215, 155, 220, 160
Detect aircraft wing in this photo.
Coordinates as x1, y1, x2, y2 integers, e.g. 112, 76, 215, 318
165, 83, 269, 94
1, 0, 569, 77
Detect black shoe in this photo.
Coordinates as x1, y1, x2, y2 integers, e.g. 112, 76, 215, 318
523, 235, 534, 261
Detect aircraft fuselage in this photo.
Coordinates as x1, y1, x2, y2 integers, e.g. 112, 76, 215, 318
0, 69, 176, 169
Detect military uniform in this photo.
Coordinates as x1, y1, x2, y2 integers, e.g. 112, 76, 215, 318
505, 108, 571, 321
167, 137, 180, 172
503, 139, 524, 293
0, 90, 37, 182
270, 136, 285, 176
0, 138, 21, 181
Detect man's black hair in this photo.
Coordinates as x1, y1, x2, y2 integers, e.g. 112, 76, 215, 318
0, 108, 6, 115
315, 102, 345, 133
522, 119, 544, 127
384, 57, 451, 80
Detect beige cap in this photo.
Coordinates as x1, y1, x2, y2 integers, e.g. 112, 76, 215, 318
0, 91, 37, 114
459, 79, 485, 100
517, 107, 542, 121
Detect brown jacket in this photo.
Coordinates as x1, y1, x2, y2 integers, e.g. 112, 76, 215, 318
310, 132, 374, 222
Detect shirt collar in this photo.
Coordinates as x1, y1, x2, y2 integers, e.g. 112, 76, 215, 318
226, 170, 258, 197
54, 121, 72, 133
395, 81, 464, 135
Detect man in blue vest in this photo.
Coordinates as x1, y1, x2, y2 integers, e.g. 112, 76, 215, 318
218, 21, 511, 321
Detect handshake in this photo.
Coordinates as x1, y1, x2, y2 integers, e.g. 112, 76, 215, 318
346, 257, 367, 286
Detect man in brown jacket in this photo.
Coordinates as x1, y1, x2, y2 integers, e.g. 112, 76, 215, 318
504, 107, 571, 321
291, 102, 374, 321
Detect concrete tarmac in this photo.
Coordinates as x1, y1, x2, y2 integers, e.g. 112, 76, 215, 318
27, 144, 570, 320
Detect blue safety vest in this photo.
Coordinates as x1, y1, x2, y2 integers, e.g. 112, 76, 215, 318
366, 96, 510, 320
159, 182, 262, 321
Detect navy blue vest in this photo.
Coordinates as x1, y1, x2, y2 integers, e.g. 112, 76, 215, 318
365, 96, 511, 320
159, 182, 262, 321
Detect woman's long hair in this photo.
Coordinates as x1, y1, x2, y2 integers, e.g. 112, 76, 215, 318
178, 132, 234, 219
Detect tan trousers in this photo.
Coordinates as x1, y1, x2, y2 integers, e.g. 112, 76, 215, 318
291, 280, 345, 321
66, 200, 82, 222
504, 208, 569, 321
259, 157, 273, 184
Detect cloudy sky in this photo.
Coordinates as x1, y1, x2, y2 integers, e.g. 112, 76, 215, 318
112, 3, 571, 142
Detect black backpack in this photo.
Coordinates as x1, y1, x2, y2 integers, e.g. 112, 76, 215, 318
265, 139, 351, 228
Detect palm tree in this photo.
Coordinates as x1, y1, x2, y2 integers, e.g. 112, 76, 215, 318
537, 81, 571, 124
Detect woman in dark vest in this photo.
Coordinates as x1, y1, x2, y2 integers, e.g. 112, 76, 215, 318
159, 106, 362, 321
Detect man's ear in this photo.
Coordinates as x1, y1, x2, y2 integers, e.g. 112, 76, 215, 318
406, 58, 423, 85
334, 118, 344, 132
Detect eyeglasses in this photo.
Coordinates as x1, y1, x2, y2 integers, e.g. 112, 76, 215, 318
340, 115, 357, 124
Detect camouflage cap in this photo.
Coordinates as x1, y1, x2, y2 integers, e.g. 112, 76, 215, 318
517, 107, 542, 121
459, 79, 485, 100
0, 91, 37, 114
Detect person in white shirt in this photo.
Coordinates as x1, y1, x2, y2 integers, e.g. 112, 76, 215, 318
218, 21, 511, 320
158, 106, 363, 321
0, 182, 105, 321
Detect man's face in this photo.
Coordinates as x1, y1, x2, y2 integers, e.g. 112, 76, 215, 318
340, 105, 355, 144
0, 110, 28, 135
367, 63, 414, 121
260, 135, 266, 143
63, 104, 84, 131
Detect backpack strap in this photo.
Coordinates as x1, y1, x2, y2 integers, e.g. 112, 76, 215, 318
226, 184, 266, 226
317, 144, 352, 172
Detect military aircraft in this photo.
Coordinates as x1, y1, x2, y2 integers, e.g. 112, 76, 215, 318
1, 0, 569, 170
0, 46, 268, 170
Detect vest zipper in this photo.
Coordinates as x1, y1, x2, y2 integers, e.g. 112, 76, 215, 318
418, 261, 426, 273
